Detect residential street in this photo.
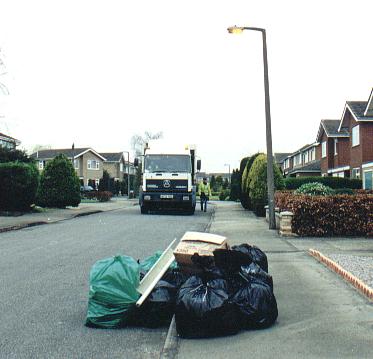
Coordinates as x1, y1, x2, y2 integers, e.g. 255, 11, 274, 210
1, 202, 373, 359
0, 205, 212, 359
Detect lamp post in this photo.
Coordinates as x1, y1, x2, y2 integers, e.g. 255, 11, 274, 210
227, 25, 276, 229
224, 163, 231, 185
122, 151, 130, 198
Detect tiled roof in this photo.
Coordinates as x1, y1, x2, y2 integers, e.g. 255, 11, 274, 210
347, 101, 373, 121
100, 152, 123, 162
0, 132, 20, 143
322, 119, 349, 137
31, 148, 106, 160
274, 153, 292, 164
288, 160, 321, 174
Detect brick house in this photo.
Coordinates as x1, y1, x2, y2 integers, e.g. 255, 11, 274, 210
32, 148, 106, 187
278, 88, 373, 189
0, 132, 21, 149
100, 152, 135, 181
277, 143, 321, 177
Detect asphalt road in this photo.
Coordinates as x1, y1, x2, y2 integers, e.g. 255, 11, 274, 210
0, 205, 212, 359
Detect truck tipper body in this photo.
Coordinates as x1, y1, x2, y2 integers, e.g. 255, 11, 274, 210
137, 141, 200, 214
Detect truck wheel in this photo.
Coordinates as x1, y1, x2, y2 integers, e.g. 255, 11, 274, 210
140, 205, 149, 214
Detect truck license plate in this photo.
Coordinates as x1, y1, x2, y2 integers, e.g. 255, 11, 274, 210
160, 194, 173, 199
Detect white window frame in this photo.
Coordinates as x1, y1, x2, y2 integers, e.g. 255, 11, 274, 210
87, 159, 100, 170
322, 141, 327, 158
120, 163, 124, 172
334, 139, 338, 155
352, 167, 360, 179
304, 151, 309, 164
38, 160, 44, 170
74, 159, 79, 169
352, 125, 360, 147
310, 148, 315, 161
363, 170, 373, 190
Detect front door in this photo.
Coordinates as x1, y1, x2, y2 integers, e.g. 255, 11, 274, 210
364, 170, 372, 190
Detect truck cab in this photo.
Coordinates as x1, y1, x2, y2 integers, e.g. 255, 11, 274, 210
136, 142, 200, 214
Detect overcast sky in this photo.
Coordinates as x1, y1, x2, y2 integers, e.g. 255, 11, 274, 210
0, 0, 372, 172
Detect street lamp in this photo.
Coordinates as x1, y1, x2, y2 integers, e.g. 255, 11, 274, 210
122, 151, 130, 198
227, 25, 276, 229
224, 163, 231, 185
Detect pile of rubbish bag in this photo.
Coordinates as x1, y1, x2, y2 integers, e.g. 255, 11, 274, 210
85, 244, 278, 338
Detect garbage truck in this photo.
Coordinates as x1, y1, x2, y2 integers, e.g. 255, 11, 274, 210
135, 141, 201, 214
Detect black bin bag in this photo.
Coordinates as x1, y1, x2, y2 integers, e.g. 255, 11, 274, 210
231, 278, 278, 329
240, 262, 273, 291
175, 275, 240, 338
130, 268, 189, 328
231, 244, 268, 272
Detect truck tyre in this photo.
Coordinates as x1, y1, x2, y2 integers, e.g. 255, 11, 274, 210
140, 205, 149, 214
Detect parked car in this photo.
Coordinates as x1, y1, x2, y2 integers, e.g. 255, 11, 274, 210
80, 185, 95, 193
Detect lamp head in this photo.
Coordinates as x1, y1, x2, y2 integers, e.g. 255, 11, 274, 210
227, 26, 244, 34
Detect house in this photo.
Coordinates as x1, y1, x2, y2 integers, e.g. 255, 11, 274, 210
32, 148, 106, 187
277, 143, 321, 177
337, 91, 373, 188
278, 87, 373, 189
0, 132, 21, 149
100, 152, 136, 181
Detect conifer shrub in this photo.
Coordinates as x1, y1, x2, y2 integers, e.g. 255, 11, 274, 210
248, 154, 285, 216
37, 154, 81, 208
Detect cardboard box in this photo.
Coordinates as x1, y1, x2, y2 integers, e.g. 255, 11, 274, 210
173, 231, 228, 266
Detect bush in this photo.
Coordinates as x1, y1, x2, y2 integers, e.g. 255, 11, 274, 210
248, 154, 285, 216
0, 162, 39, 211
240, 153, 262, 209
0, 147, 34, 163
275, 192, 373, 237
334, 188, 354, 195
219, 189, 230, 201
284, 176, 362, 190
97, 191, 113, 202
37, 154, 81, 208
294, 182, 334, 196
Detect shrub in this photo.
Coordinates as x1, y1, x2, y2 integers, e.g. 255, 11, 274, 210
334, 188, 354, 195
240, 153, 262, 209
294, 182, 334, 196
0, 147, 34, 163
97, 191, 113, 202
284, 176, 362, 190
248, 154, 285, 216
0, 162, 39, 211
37, 154, 81, 208
275, 192, 373, 237
219, 189, 230, 201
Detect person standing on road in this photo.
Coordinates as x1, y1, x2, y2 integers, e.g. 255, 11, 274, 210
198, 177, 212, 212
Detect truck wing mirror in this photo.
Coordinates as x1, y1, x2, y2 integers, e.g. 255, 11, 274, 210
197, 159, 201, 171
134, 158, 139, 167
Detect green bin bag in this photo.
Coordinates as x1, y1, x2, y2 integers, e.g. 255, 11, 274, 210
85, 255, 141, 328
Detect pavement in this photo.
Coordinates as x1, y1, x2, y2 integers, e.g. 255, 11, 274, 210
170, 202, 373, 359
0, 197, 138, 233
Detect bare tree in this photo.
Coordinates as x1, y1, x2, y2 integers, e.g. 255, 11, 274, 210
130, 131, 163, 156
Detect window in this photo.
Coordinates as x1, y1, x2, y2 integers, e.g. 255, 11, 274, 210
87, 159, 99, 170
284, 158, 289, 169
364, 170, 372, 190
38, 160, 44, 170
334, 139, 338, 155
74, 159, 79, 169
322, 141, 327, 158
304, 151, 309, 164
352, 125, 360, 147
120, 163, 124, 172
310, 148, 315, 161
352, 168, 360, 179
95, 179, 100, 188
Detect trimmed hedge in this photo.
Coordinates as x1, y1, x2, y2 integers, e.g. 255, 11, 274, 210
0, 162, 39, 211
96, 191, 113, 202
275, 191, 373, 237
284, 176, 362, 190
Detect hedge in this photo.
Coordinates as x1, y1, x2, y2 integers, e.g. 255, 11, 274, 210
275, 191, 373, 237
0, 162, 39, 211
240, 153, 262, 209
284, 176, 362, 190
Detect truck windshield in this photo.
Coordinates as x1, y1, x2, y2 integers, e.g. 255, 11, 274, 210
144, 155, 191, 173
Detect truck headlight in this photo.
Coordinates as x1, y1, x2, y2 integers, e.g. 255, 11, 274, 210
183, 196, 189, 201
144, 195, 151, 201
